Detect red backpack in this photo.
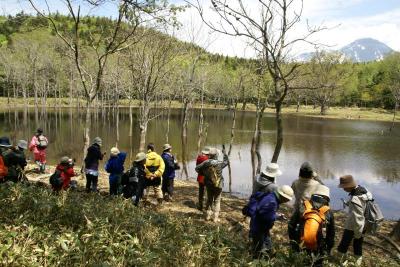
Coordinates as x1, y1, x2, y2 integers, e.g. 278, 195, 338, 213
0, 155, 8, 181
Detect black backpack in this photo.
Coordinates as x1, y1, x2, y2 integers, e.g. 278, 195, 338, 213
49, 170, 63, 187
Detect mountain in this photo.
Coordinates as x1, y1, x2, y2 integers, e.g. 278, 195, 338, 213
340, 38, 393, 62
294, 38, 394, 63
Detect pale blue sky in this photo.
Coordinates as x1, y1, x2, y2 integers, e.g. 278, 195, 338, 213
1, 0, 399, 56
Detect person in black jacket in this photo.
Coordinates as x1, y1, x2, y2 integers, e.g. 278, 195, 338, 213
2, 140, 29, 182
288, 184, 335, 267
84, 137, 105, 193
121, 152, 147, 206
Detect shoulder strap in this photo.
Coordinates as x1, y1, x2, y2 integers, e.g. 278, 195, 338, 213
318, 206, 330, 221
303, 200, 313, 211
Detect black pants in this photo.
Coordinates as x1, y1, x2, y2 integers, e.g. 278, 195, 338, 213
162, 178, 174, 197
86, 174, 98, 192
198, 183, 205, 210
337, 229, 363, 256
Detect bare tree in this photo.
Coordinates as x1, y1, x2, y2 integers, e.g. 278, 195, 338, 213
307, 51, 347, 115
128, 34, 177, 151
28, 0, 180, 159
188, 0, 326, 163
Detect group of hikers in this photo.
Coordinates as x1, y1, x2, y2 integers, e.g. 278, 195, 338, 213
242, 161, 383, 266
0, 129, 384, 266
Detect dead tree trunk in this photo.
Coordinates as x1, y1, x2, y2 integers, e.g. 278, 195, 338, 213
181, 99, 190, 180
390, 101, 398, 131
271, 101, 283, 163
227, 100, 237, 193
165, 97, 172, 143
197, 83, 205, 154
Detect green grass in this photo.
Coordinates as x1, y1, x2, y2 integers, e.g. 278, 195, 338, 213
0, 183, 250, 266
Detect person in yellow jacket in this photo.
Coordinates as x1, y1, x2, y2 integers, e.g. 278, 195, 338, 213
145, 143, 165, 204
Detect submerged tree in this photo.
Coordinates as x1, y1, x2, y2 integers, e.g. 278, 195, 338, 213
28, 0, 181, 159
188, 0, 326, 163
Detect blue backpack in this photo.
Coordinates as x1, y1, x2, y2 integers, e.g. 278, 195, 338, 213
242, 192, 275, 222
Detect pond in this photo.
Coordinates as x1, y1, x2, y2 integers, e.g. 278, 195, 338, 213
1, 107, 399, 218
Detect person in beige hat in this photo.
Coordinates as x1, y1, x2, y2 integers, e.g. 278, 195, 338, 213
161, 144, 180, 202
121, 152, 147, 206
253, 163, 282, 194
105, 147, 127, 196
337, 175, 373, 266
243, 185, 294, 258
195, 147, 229, 222
288, 184, 335, 266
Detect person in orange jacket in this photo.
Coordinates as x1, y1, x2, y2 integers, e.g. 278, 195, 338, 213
53, 157, 77, 191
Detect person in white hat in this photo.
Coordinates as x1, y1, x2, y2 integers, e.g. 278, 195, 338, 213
121, 152, 147, 206
105, 147, 127, 196
196, 147, 210, 211
195, 147, 229, 222
84, 136, 105, 193
288, 184, 335, 266
243, 185, 294, 259
161, 144, 180, 201
253, 163, 282, 194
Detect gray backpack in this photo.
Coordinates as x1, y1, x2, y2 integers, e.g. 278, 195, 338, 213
364, 199, 384, 234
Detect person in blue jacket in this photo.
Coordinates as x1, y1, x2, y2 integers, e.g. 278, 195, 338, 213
243, 185, 294, 259
161, 144, 179, 201
105, 147, 127, 196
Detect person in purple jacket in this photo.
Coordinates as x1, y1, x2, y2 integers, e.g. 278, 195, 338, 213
161, 144, 180, 201
105, 147, 127, 196
243, 185, 294, 259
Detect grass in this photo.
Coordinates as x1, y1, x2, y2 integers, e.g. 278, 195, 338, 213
0, 97, 398, 123
0, 165, 399, 267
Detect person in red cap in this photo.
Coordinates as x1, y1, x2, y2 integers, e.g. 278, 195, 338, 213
337, 175, 372, 266
196, 147, 210, 211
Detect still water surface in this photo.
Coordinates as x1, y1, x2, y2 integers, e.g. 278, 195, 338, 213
1, 108, 399, 218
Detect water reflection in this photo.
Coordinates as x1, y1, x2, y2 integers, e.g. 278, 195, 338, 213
0, 108, 399, 218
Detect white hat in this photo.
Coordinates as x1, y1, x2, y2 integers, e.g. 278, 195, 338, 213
276, 185, 294, 201
17, 140, 28, 150
208, 147, 218, 155
262, 163, 282, 178
134, 152, 146, 162
313, 184, 330, 199
201, 147, 211, 155
110, 147, 120, 156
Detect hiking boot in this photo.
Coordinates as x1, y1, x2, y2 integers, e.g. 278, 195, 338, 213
157, 198, 163, 205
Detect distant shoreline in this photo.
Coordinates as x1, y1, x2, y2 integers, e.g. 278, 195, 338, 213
0, 97, 398, 123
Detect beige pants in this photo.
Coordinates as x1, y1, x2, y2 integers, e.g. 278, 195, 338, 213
205, 186, 222, 220
144, 185, 163, 200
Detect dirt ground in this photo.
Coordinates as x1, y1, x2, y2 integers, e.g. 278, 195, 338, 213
24, 164, 400, 266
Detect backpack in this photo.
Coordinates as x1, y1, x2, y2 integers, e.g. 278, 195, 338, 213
301, 200, 330, 250
364, 199, 384, 234
49, 169, 64, 188
242, 192, 274, 222
204, 164, 222, 188
37, 135, 48, 150
0, 155, 8, 181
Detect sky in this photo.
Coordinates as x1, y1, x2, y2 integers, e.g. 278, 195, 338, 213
1, 0, 399, 57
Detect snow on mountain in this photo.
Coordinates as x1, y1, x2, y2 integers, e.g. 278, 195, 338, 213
294, 38, 394, 63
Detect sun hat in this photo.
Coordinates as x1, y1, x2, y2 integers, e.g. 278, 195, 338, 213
110, 147, 120, 156
338, 175, 357, 189
17, 140, 28, 150
313, 184, 330, 199
262, 163, 282, 178
276, 185, 294, 201
36, 128, 43, 134
92, 137, 102, 146
0, 137, 12, 147
163, 144, 172, 151
202, 147, 211, 155
208, 147, 219, 156
60, 156, 69, 164
134, 152, 146, 162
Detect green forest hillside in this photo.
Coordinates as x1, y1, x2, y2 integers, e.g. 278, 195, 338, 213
0, 12, 399, 114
